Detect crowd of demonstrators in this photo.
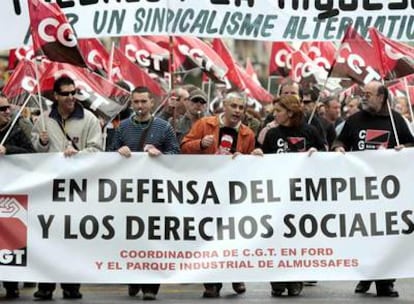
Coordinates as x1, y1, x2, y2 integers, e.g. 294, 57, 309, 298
2, 71, 414, 301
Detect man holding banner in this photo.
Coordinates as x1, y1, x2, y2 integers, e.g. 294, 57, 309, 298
181, 91, 258, 298
111, 85, 179, 300
31, 76, 102, 300
0, 94, 34, 299
333, 80, 414, 297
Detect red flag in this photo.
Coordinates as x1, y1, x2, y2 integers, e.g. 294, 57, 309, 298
245, 57, 259, 84
300, 41, 336, 72
387, 74, 414, 105
290, 50, 330, 88
112, 47, 166, 97
236, 65, 273, 103
174, 36, 228, 81
268, 42, 295, 77
39, 61, 129, 123
8, 46, 35, 71
119, 36, 170, 75
145, 35, 186, 73
78, 38, 111, 75
329, 26, 381, 85
2, 59, 51, 108
212, 38, 246, 91
3, 59, 39, 105
369, 27, 414, 80
28, 0, 86, 67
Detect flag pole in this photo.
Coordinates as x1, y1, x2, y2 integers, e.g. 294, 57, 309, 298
108, 41, 115, 82
381, 80, 400, 146
0, 94, 32, 146
168, 36, 177, 130
33, 59, 46, 132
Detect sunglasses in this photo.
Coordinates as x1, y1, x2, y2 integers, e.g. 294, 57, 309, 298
57, 90, 77, 97
0, 105, 10, 112
191, 98, 207, 105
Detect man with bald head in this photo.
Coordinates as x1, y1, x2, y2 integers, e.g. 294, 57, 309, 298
333, 80, 414, 297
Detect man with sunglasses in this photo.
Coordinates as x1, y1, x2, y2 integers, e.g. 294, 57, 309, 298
32, 76, 102, 156
31, 76, 102, 300
0, 95, 34, 299
0, 95, 34, 156
175, 88, 208, 143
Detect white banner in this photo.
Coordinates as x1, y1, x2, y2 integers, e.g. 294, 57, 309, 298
2, 0, 414, 51
1, 150, 414, 283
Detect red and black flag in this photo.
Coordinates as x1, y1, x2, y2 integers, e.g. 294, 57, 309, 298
269, 42, 295, 77
2, 59, 46, 108
329, 25, 382, 85
119, 35, 169, 76
8, 46, 35, 71
369, 27, 414, 80
28, 0, 86, 67
111, 47, 167, 97
39, 62, 130, 124
78, 38, 111, 76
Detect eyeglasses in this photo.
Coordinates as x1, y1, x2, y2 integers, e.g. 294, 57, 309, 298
191, 98, 207, 105
57, 90, 77, 97
0, 105, 10, 112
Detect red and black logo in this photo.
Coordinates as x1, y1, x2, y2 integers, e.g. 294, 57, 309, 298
287, 137, 306, 152
365, 129, 390, 150
0, 195, 27, 266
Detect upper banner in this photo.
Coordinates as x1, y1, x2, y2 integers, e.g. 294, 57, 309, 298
1, 150, 414, 283
2, 0, 414, 51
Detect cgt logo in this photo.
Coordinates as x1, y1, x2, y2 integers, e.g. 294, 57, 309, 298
38, 17, 77, 48
0, 195, 28, 266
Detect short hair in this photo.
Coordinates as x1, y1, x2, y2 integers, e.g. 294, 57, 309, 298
132, 86, 151, 96
223, 91, 245, 104
53, 76, 75, 93
302, 87, 318, 102
279, 78, 303, 100
274, 95, 304, 128
377, 85, 389, 105
322, 95, 339, 107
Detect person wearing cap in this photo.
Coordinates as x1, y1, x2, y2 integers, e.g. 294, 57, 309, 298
181, 91, 262, 298
175, 88, 208, 143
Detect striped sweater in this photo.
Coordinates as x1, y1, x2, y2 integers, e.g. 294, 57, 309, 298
110, 116, 180, 154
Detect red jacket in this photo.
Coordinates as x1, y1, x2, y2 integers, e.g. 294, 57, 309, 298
181, 116, 255, 154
